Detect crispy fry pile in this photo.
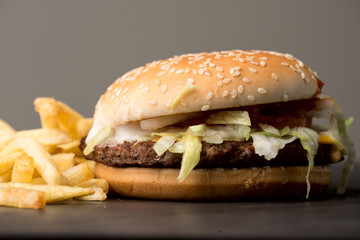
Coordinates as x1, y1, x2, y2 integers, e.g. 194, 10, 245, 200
0, 97, 107, 209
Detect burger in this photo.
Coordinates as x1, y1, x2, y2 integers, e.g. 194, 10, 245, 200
81, 50, 355, 200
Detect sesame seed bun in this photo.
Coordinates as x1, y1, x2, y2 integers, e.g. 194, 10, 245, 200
91, 50, 320, 132
95, 163, 331, 200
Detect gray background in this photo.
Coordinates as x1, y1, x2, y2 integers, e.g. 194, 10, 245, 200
0, 0, 359, 187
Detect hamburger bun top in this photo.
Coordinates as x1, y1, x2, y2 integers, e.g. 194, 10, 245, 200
91, 50, 320, 133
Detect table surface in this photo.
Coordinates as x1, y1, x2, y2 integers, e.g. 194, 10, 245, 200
0, 187, 360, 239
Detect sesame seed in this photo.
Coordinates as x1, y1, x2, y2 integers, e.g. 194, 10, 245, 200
209, 62, 216, 67
205, 71, 211, 76
176, 69, 184, 74
272, 73, 279, 80
223, 90, 229, 97
157, 71, 166, 76
260, 61, 266, 66
187, 78, 194, 83
246, 56, 254, 61
169, 68, 175, 73
123, 87, 129, 94
239, 58, 245, 62
259, 57, 268, 60
238, 85, 244, 94
166, 100, 172, 108
199, 69, 204, 75
233, 66, 241, 71
188, 61, 195, 64
217, 81, 223, 87
285, 53, 293, 60
304, 78, 310, 83
251, 60, 259, 66
155, 79, 161, 85
201, 105, 210, 111
185, 68, 190, 73
242, 77, 251, 83
247, 95, 255, 101
284, 94, 289, 102
149, 100, 157, 105
160, 64, 169, 70
249, 67, 257, 73
161, 85, 167, 93
312, 75, 316, 80
258, 87, 267, 94
281, 62, 289, 67
232, 71, 241, 77
136, 110, 143, 120
217, 73, 224, 79
138, 83, 145, 89
289, 65, 296, 71
216, 66, 223, 72
144, 87, 149, 92
207, 91, 214, 100
223, 78, 231, 84
298, 60, 304, 67
301, 72, 306, 79
231, 90, 237, 99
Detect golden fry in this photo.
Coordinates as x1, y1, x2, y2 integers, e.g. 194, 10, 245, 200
74, 157, 96, 174
76, 178, 109, 194
33, 98, 60, 129
0, 187, 46, 209
0, 182, 94, 202
52, 153, 75, 171
76, 118, 94, 139
0, 137, 68, 185
77, 185, 107, 201
0, 171, 11, 183
57, 140, 83, 157
29, 177, 47, 185
57, 101, 84, 138
62, 162, 94, 186
15, 128, 73, 146
0, 151, 24, 175
11, 155, 35, 183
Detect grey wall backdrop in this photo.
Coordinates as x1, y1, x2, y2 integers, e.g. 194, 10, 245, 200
0, 0, 359, 187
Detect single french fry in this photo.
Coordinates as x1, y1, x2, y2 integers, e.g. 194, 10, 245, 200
57, 140, 83, 157
0, 137, 68, 185
62, 162, 94, 186
0, 171, 12, 183
76, 178, 109, 194
76, 118, 94, 139
0, 119, 16, 134
77, 185, 107, 201
0, 182, 94, 202
52, 153, 75, 171
15, 128, 72, 146
0, 151, 24, 175
74, 157, 96, 174
56, 101, 84, 138
11, 155, 35, 183
33, 98, 60, 129
0, 187, 46, 209
29, 177, 47, 185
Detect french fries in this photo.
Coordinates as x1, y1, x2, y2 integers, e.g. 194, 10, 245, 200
0, 187, 46, 209
0, 97, 110, 209
11, 155, 35, 183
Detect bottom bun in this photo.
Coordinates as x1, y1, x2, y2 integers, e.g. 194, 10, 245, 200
95, 163, 331, 200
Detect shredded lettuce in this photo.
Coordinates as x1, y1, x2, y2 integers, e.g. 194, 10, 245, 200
177, 124, 204, 182
153, 135, 177, 156
170, 85, 196, 111
251, 133, 296, 160
332, 102, 356, 195
83, 126, 113, 155
289, 127, 319, 198
205, 111, 251, 126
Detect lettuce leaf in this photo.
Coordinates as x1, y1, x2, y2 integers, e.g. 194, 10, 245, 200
177, 125, 204, 182
205, 111, 251, 126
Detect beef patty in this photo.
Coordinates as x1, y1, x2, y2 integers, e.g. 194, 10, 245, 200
81, 139, 337, 168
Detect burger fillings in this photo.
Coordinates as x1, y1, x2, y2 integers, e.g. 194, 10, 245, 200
83, 50, 355, 200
